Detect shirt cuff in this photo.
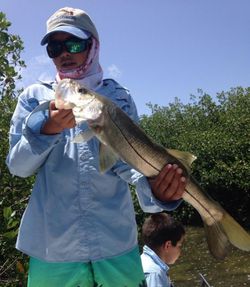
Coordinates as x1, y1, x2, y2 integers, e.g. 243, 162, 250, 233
136, 175, 182, 212
23, 110, 62, 155
23, 125, 62, 155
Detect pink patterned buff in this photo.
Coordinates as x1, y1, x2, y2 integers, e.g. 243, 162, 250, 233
56, 37, 103, 90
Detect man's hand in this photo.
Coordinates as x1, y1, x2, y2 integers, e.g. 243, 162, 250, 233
148, 164, 186, 202
41, 101, 76, 135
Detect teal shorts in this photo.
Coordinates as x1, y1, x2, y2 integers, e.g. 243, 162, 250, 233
27, 246, 146, 287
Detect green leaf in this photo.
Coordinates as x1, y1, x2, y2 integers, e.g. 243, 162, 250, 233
3, 229, 18, 239
3, 206, 12, 219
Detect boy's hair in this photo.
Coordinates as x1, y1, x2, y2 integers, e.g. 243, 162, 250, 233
142, 213, 185, 249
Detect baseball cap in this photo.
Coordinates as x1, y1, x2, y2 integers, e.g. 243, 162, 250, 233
41, 7, 99, 45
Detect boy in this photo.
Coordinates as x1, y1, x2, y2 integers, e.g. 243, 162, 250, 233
141, 213, 185, 287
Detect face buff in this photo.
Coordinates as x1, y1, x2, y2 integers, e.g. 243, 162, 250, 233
56, 37, 103, 90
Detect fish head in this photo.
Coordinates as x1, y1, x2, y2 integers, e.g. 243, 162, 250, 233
55, 79, 80, 109
55, 79, 103, 123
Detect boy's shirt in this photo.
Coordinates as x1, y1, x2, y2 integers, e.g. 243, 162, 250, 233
141, 245, 173, 287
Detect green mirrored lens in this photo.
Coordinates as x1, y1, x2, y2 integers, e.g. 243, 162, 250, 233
66, 41, 87, 54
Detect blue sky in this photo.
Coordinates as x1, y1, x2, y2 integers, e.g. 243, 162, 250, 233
2, 0, 250, 115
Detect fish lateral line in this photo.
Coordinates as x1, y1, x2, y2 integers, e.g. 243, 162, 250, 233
106, 108, 161, 174
184, 187, 220, 225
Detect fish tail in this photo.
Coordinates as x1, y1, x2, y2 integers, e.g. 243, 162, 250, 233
185, 179, 250, 259
202, 209, 250, 259
203, 218, 229, 260
219, 211, 250, 251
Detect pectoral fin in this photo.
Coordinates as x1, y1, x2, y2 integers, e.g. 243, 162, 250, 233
167, 148, 197, 172
99, 143, 119, 173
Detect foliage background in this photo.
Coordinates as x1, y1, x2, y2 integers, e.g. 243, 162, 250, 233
138, 87, 250, 227
0, 11, 249, 286
0, 12, 31, 286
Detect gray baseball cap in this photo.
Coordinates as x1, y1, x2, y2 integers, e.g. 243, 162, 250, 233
41, 7, 99, 45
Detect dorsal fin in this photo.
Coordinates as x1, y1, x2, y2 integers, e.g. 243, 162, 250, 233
167, 148, 197, 172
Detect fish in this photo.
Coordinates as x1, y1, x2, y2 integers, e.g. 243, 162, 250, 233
54, 78, 250, 260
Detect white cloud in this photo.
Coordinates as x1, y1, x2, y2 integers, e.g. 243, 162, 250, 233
17, 54, 55, 89
107, 64, 122, 79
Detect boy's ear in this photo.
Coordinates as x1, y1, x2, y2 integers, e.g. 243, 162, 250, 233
164, 240, 172, 250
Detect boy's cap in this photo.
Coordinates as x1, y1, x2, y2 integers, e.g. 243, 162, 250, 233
41, 7, 99, 45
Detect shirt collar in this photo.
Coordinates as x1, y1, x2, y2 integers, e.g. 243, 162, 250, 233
143, 245, 170, 273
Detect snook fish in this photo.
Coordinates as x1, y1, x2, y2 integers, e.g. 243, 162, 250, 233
55, 78, 250, 260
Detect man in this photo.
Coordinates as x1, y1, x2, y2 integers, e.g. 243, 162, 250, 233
6, 7, 186, 287
141, 213, 185, 287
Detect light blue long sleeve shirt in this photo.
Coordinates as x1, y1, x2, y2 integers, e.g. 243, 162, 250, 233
141, 245, 172, 287
6, 79, 181, 262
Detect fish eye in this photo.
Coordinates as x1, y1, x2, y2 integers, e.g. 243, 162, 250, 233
78, 88, 88, 94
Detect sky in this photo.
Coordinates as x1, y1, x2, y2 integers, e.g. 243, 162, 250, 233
2, 0, 250, 115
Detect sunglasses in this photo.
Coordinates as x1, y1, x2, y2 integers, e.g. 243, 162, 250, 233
46, 37, 92, 58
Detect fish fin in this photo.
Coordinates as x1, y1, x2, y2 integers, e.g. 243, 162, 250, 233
167, 149, 197, 172
202, 209, 250, 259
220, 212, 250, 251
72, 130, 95, 143
99, 143, 119, 173
203, 220, 230, 260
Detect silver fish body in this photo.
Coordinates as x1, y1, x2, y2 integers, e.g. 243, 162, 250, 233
55, 79, 250, 259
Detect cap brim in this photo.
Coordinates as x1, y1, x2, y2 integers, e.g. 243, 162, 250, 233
41, 26, 91, 45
